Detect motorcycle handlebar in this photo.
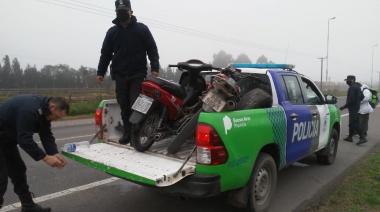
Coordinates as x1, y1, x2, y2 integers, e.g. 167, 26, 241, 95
168, 60, 220, 72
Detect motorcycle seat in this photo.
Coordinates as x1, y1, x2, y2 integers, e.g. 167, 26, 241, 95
146, 75, 187, 99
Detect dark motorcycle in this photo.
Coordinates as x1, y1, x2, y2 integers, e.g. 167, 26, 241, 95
166, 66, 243, 154
166, 65, 274, 154
129, 59, 219, 152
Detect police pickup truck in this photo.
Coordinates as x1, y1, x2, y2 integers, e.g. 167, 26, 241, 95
62, 64, 341, 212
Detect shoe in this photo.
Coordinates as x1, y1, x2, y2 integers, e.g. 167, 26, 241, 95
21, 203, 51, 212
356, 138, 367, 145
343, 136, 353, 142
118, 134, 131, 145
0, 197, 3, 209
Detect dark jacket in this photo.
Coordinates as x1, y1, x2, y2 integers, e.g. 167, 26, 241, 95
342, 82, 362, 111
0, 95, 58, 161
97, 16, 160, 77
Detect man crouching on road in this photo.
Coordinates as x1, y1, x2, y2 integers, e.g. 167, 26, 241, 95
0, 95, 69, 212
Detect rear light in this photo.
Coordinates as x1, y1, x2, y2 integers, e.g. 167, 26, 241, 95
95, 107, 103, 139
196, 124, 228, 165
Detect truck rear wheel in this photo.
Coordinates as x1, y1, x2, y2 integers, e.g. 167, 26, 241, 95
317, 128, 338, 165
236, 88, 272, 110
131, 110, 160, 152
247, 153, 277, 212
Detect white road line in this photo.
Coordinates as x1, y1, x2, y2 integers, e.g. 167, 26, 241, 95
0, 177, 119, 211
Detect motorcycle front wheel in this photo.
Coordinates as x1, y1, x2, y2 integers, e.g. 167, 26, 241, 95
167, 109, 203, 155
131, 110, 160, 152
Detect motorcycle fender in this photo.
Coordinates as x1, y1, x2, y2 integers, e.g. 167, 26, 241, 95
129, 100, 160, 124
129, 110, 145, 124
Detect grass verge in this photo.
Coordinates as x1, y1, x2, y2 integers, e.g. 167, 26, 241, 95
305, 145, 380, 212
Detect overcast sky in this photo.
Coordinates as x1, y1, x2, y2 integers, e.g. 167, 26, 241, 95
1, 0, 379, 85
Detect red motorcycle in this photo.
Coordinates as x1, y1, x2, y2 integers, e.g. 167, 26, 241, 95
129, 59, 219, 152
165, 66, 242, 154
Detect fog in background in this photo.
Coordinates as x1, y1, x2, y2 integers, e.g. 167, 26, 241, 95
1, 0, 379, 86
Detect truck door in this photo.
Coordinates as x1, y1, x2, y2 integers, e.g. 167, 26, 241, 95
300, 77, 330, 152
279, 75, 313, 164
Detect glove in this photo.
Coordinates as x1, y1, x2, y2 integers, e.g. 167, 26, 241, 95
339, 106, 344, 111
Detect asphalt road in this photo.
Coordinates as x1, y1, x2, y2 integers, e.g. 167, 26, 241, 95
2, 97, 380, 212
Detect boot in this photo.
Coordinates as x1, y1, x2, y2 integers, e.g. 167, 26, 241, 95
1, 197, 3, 209
343, 136, 353, 142
356, 138, 367, 145
19, 193, 51, 212
118, 122, 131, 145
21, 203, 51, 212
118, 133, 131, 145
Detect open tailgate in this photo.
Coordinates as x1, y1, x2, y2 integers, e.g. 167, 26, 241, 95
62, 143, 196, 187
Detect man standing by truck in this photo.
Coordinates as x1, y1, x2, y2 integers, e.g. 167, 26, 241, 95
357, 84, 373, 143
96, 0, 160, 145
0, 95, 69, 212
339, 75, 367, 145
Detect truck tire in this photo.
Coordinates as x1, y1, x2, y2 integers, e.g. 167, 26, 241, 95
131, 110, 160, 152
247, 153, 277, 212
316, 128, 338, 165
167, 109, 202, 155
236, 88, 272, 110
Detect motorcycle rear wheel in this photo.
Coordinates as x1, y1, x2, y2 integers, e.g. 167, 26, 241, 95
131, 110, 160, 152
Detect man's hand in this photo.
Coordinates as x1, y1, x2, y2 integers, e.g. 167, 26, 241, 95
339, 106, 345, 111
97, 76, 104, 84
43, 155, 67, 170
151, 71, 159, 77
54, 154, 68, 170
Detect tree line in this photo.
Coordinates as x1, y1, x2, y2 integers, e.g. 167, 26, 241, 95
0, 51, 273, 89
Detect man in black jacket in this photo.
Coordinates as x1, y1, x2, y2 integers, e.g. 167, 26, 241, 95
0, 95, 69, 212
339, 75, 367, 145
96, 0, 160, 145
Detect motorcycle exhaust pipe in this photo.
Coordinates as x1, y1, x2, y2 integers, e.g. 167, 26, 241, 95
153, 131, 172, 141
154, 133, 163, 141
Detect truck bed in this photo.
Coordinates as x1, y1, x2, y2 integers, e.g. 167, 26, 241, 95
105, 136, 197, 163
62, 137, 197, 187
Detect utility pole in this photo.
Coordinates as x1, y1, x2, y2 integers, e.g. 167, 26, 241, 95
329, 77, 331, 91
326, 17, 336, 82
318, 57, 326, 91
371, 44, 378, 87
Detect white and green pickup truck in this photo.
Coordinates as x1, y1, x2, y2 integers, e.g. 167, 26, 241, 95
62, 64, 341, 212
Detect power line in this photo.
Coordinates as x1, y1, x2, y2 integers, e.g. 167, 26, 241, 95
66, 0, 303, 54
36, 0, 112, 17
35, 0, 317, 58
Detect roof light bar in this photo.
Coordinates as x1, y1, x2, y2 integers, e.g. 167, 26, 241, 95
232, 63, 295, 69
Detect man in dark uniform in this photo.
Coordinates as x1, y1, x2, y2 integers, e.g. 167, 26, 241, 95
339, 75, 367, 145
0, 95, 69, 212
96, 0, 160, 145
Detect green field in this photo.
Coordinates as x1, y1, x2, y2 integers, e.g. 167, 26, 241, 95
0, 89, 116, 118
305, 146, 380, 212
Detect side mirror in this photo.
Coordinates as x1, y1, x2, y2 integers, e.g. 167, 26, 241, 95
325, 94, 337, 104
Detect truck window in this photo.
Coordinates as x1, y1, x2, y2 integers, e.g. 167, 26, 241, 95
301, 78, 323, 104
281, 75, 304, 104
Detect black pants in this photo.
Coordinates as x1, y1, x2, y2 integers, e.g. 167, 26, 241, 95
114, 73, 145, 132
348, 108, 364, 138
359, 113, 369, 137
0, 139, 30, 203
